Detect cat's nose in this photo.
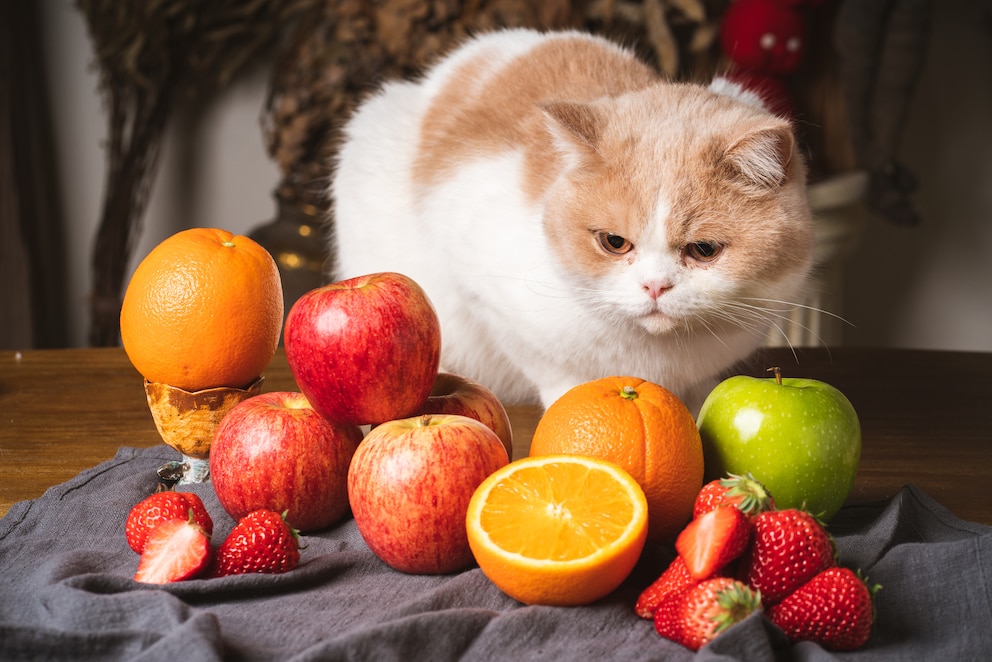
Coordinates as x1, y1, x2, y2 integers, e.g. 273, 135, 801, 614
642, 281, 672, 300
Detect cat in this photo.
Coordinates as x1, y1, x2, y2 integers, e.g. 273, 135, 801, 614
330, 28, 814, 414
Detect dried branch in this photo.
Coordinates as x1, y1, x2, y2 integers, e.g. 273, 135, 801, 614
76, 0, 309, 345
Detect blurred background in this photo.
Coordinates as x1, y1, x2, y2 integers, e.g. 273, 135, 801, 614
4, 0, 990, 352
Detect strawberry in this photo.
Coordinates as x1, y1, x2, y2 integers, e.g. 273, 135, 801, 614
739, 508, 836, 604
635, 556, 698, 619
133, 517, 213, 583
767, 567, 879, 650
125, 490, 213, 554
210, 509, 300, 576
653, 577, 762, 651
693, 473, 775, 520
675, 505, 751, 580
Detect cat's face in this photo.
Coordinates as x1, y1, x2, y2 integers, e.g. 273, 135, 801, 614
539, 84, 813, 339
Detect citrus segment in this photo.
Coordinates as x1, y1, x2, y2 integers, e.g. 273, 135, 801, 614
120, 228, 283, 392
466, 454, 648, 606
529, 376, 704, 543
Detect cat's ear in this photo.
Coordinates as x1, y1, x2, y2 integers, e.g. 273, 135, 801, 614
541, 101, 602, 168
720, 123, 796, 192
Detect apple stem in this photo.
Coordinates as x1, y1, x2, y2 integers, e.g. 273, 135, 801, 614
767, 366, 783, 385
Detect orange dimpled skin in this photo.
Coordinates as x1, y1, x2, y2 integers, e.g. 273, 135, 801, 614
529, 376, 704, 543
120, 228, 284, 392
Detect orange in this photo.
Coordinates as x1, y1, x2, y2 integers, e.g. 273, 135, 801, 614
466, 454, 648, 606
120, 228, 283, 392
529, 376, 704, 543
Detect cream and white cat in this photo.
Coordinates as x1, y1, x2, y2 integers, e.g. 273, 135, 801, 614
331, 29, 813, 413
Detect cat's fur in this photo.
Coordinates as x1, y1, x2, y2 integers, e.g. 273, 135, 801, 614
331, 29, 813, 413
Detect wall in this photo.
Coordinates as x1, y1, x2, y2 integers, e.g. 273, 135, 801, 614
41, 0, 992, 352
838, 1, 992, 351
42, 1, 279, 348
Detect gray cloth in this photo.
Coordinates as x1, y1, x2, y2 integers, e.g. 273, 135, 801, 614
1, 445, 990, 661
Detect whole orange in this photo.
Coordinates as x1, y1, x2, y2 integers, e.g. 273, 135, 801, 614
528, 376, 704, 543
120, 228, 283, 392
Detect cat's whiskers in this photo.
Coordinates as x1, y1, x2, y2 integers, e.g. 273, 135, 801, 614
719, 297, 847, 355
703, 305, 775, 345
731, 308, 801, 359
472, 271, 587, 302
733, 299, 848, 350
741, 297, 854, 327
472, 274, 835, 356
691, 315, 734, 352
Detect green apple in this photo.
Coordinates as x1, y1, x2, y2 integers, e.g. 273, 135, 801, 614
696, 368, 861, 521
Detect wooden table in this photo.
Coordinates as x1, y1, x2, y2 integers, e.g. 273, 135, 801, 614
1, 347, 990, 524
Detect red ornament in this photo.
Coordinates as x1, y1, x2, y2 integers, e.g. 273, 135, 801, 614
719, 0, 814, 117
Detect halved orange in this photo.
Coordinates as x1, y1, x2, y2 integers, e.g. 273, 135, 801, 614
466, 454, 648, 606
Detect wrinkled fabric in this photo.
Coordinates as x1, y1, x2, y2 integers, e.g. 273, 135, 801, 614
1, 446, 990, 661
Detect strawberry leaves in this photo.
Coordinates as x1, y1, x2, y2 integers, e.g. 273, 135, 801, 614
692, 473, 775, 520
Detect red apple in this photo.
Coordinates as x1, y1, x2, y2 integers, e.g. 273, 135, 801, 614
210, 391, 362, 532
284, 272, 442, 426
417, 372, 514, 461
347, 414, 509, 574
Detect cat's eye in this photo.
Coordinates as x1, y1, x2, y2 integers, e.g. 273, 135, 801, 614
684, 241, 724, 264
597, 232, 633, 255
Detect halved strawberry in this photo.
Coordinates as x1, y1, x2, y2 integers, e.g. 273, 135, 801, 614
767, 567, 879, 650
635, 556, 698, 619
133, 517, 212, 584
653, 577, 762, 651
125, 490, 213, 554
675, 505, 751, 580
739, 508, 836, 604
693, 473, 775, 520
